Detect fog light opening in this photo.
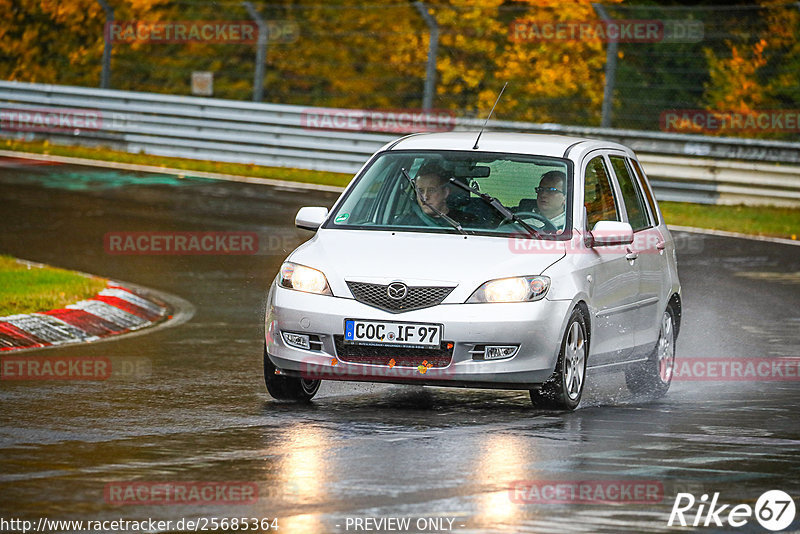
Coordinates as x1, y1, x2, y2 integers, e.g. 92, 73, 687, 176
282, 332, 311, 350
484, 345, 518, 360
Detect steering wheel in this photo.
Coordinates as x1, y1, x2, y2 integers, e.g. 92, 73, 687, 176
506, 211, 558, 233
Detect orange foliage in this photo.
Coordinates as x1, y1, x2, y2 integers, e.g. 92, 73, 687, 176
703, 0, 799, 119
704, 39, 769, 113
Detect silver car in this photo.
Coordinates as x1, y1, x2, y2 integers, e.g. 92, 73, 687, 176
264, 132, 681, 410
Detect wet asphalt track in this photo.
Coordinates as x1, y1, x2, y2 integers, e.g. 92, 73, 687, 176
0, 158, 798, 534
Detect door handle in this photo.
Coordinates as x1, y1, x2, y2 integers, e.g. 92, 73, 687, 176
656, 240, 666, 250
625, 247, 639, 261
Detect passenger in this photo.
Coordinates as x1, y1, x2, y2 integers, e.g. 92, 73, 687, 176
534, 170, 567, 230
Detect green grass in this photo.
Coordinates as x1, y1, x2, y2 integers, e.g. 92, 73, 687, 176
3, 139, 799, 239
0, 256, 108, 317
659, 202, 799, 240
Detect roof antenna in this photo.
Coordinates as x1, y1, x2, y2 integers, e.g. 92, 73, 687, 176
473, 82, 507, 150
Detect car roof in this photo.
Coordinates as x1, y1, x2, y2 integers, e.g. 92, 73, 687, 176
385, 131, 633, 159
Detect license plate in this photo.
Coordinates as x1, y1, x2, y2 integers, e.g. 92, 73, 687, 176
344, 319, 442, 348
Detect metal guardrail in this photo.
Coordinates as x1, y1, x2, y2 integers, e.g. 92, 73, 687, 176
1, 81, 799, 206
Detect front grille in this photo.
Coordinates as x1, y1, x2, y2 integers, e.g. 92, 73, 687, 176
346, 281, 455, 313
334, 336, 453, 367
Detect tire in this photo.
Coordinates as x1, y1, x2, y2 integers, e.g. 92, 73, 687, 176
263, 345, 321, 402
625, 304, 676, 399
530, 307, 588, 411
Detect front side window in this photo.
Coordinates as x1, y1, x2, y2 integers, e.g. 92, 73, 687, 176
583, 155, 619, 229
609, 155, 651, 231
324, 151, 572, 238
629, 158, 660, 226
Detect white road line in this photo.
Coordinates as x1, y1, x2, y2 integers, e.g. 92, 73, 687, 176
668, 225, 800, 246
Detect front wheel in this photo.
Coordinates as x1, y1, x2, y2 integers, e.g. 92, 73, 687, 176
625, 304, 676, 399
530, 308, 588, 410
263, 346, 321, 402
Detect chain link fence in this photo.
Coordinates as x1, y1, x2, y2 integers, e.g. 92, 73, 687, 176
3, 1, 800, 140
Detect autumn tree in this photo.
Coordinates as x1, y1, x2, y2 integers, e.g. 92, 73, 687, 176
1, 0, 796, 137
0, 0, 107, 85
697, 1, 800, 137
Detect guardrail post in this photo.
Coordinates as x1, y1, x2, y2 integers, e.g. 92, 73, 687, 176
414, 1, 439, 111
97, 0, 114, 89
243, 2, 267, 102
592, 3, 617, 128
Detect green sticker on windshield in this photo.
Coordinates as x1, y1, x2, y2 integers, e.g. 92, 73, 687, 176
334, 213, 350, 223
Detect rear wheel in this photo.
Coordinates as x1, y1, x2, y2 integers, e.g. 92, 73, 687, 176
263, 345, 321, 402
530, 308, 587, 411
625, 304, 676, 398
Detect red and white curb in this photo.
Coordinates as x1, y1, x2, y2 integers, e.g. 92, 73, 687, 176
0, 283, 170, 351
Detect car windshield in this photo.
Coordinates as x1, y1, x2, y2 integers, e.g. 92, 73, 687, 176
325, 150, 572, 238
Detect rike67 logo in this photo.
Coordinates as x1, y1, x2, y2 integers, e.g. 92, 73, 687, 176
668, 490, 796, 531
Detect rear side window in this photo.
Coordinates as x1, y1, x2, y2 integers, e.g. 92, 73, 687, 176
629, 158, 660, 226
609, 155, 650, 231
583, 156, 619, 229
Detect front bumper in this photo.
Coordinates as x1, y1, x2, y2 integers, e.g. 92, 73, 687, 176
265, 283, 572, 389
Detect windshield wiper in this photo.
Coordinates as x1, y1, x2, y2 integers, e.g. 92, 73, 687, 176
400, 168, 467, 235
448, 178, 542, 239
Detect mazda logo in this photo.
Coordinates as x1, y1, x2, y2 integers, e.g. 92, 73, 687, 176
386, 282, 408, 300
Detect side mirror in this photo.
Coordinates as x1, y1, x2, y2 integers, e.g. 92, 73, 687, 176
589, 221, 634, 247
295, 207, 329, 231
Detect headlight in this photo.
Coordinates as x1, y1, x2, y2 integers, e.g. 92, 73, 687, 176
278, 262, 332, 296
467, 275, 550, 303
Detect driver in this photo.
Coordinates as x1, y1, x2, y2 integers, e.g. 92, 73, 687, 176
534, 170, 567, 230
397, 163, 475, 226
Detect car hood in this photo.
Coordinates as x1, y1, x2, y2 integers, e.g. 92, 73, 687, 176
288, 229, 566, 302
